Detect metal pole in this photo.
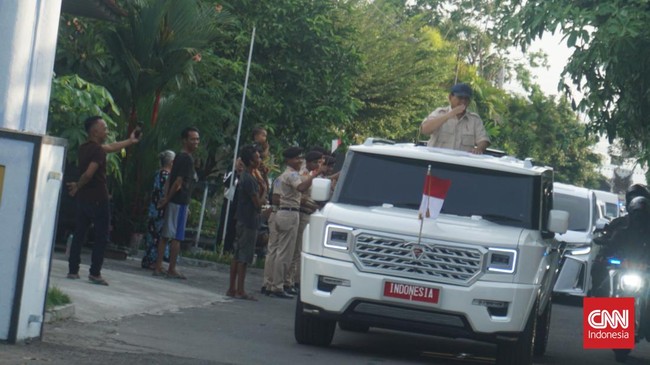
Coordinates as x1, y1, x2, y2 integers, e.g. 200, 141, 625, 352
219, 26, 256, 255
195, 182, 209, 249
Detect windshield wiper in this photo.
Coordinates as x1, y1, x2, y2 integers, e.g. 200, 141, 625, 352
472, 213, 523, 224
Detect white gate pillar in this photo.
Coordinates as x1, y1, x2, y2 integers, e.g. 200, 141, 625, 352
0, 0, 65, 343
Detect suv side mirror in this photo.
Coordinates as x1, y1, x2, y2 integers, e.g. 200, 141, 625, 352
594, 218, 609, 231
548, 209, 569, 234
311, 178, 332, 202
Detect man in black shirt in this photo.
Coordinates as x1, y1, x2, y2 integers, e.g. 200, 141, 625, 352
66, 116, 140, 285
226, 145, 265, 300
154, 127, 200, 279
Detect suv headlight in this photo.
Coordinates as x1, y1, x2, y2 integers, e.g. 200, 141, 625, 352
487, 248, 517, 273
324, 224, 353, 250
620, 273, 644, 293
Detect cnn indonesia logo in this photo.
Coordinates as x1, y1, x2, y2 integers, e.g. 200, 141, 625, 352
583, 297, 635, 349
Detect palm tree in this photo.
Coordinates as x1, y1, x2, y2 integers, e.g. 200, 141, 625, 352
102, 0, 232, 239
105, 0, 229, 129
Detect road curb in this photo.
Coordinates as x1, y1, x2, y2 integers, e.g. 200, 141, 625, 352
45, 303, 75, 323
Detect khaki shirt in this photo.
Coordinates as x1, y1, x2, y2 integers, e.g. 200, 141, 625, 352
277, 166, 302, 208
300, 171, 319, 214
422, 106, 490, 152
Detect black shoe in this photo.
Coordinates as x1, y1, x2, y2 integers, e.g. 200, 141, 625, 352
261, 286, 268, 295
284, 286, 298, 295
268, 290, 293, 299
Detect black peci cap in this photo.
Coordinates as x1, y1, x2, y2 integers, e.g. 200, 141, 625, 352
450, 83, 473, 98
305, 151, 323, 163
282, 146, 304, 159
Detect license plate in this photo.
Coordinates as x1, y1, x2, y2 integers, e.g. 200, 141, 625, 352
383, 281, 440, 304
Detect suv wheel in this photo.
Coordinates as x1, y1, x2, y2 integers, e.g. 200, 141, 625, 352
338, 321, 370, 333
496, 301, 537, 365
294, 298, 335, 346
534, 298, 552, 357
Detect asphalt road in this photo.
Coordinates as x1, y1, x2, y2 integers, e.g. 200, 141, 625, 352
1, 254, 650, 365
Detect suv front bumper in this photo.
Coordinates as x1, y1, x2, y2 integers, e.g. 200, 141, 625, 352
300, 252, 537, 339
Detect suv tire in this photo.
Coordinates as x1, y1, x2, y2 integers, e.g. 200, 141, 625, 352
496, 301, 537, 365
294, 299, 335, 346
534, 298, 552, 356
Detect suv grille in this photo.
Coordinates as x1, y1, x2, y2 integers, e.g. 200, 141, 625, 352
353, 233, 484, 285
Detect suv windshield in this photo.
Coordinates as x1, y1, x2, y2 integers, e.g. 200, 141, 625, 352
553, 193, 589, 232
335, 151, 536, 229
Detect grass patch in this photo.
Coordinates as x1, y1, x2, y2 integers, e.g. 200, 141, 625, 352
46, 286, 71, 310
182, 248, 266, 269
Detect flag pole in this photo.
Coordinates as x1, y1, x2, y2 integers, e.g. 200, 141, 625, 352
219, 26, 256, 255
417, 214, 425, 245
417, 165, 432, 245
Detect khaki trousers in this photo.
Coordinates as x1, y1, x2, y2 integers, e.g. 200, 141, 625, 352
262, 212, 277, 289
286, 212, 310, 286
270, 210, 299, 292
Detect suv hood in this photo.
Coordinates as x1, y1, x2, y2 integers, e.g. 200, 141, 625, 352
322, 204, 524, 249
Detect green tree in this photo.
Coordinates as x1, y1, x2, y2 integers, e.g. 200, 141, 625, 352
222, 0, 361, 149
104, 0, 228, 130
406, 0, 512, 87
495, 0, 650, 166
343, 1, 455, 143
494, 86, 603, 187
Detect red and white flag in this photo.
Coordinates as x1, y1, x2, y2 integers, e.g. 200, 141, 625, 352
418, 170, 451, 220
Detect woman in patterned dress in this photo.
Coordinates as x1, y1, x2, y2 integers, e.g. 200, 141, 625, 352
141, 150, 175, 268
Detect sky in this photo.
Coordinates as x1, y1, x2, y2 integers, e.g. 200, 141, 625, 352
529, 34, 573, 96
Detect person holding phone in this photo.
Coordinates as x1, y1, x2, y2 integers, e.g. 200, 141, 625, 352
66, 116, 140, 286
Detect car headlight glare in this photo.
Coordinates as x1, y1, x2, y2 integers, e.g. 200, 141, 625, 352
324, 224, 353, 250
620, 273, 644, 293
487, 248, 517, 273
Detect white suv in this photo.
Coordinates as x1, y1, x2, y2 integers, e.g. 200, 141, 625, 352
552, 183, 608, 297
294, 139, 568, 365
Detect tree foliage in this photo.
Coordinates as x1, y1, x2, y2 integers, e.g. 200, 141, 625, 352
340, 1, 452, 143
105, 0, 229, 128
495, 0, 650, 164
221, 0, 361, 149
494, 87, 603, 187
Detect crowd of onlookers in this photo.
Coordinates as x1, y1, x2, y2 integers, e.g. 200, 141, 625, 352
65, 116, 339, 301
220, 126, 339, 300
